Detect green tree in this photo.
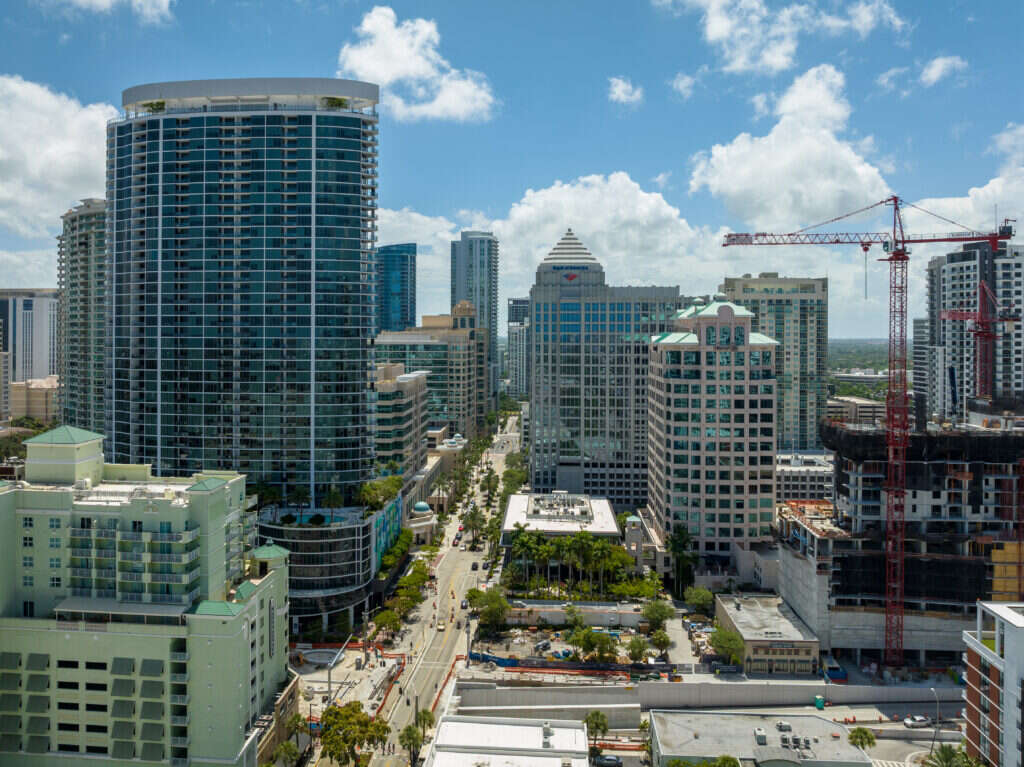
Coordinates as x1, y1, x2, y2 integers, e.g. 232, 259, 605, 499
684, 586, 714, 616
462, 506, 486, 545
650, 629, 672, 654
564, 604, 586, 632
323, 486, 345, 523
626, 635, 649, 662
358, 475, 403, 511
320, 701, 390, 766
287, 486, 310, 508
399, 723, 424, 766
923, 745, 959, 767
272, 740, 300, 767
582, 710, 609, 751
642, 599, 675, 632
477, 590, 510, 633
709, 628, 745, 665
715, 756, 741, 767
667, 526, 698, 596
374, 609, 401, 638
847, 726, 876, 750
415, 707, 435, 736
591, 632, 618, 663
285, 712, 307, 747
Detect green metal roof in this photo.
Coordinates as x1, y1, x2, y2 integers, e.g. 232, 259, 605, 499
233, 581, 257, 602
193, 601, 244, 617
23, 425, 103, 445
650, 331, 698, 345
187, 477, 227, 492
750, 332, 780, 345
251, 544, 289, 559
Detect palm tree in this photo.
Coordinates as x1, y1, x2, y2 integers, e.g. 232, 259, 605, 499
415, 707, 435, 736
667, 526, 697, 598
285, 712, 306, 747
923, 745, 959, 767
847, 726, 876, 750
323, 487, 344, 523
287, 486, 310, 511
582, 710, 609, 752
399, 724, 423, 766
592, 539, 612, 597
272, 740, 300, 767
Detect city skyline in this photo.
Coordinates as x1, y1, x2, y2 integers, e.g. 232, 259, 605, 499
0, 2, 1021, 338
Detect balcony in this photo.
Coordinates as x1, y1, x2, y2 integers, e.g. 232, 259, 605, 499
95, 529, 117, 540
71, 568, 93, 578
170, 673, 188, 684
120, 531, 150, 542
151, 573, 185, 584
170, 735, 190, 747
169, 652, 189, 662
70, 528, 93, 539
170, 715, 189, 726
152, 550, 199, 564
119, 572, 145, 582
169, 694, 189, 705
71, 587, 93, 597
119, 551, 148, 562
95, 569, 116, 580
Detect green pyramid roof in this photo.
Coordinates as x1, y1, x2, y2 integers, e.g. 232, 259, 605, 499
251, 544, 289, 560
233, 581, 257, 602
23, 425, 104, 445
187, 477, 227, 492
193, 601, 244, 617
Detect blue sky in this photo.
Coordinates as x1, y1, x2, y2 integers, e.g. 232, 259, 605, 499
1, 0, 1022, 336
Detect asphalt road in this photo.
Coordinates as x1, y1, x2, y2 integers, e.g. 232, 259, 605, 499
368, 424, 518, 767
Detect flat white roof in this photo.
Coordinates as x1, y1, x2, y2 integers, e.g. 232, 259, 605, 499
428, 715, 588, 767
501, 493, 619, 537
717, 594, 818, 643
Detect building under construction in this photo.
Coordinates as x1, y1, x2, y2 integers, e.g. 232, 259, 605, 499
781, 419, 1024, 666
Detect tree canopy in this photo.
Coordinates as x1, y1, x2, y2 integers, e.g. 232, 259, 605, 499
642, 599, 675, 632
709, 628, 744, 665
847, 726, 876, 750
320, 701, 390, 766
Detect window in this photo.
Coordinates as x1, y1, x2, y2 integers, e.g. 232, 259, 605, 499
85, 682, 106, 692
734, 326, 745, 345
86, 724, 108, 734
57, 701, 79, 710
22, 556, 33, 568
85, 703, 107, 712
49, 576, 62, 589
22, 601, 34, 618
22, 536, 33, 548
48, 518, 61, 529
49, 558, 60, 569
84, 661, 106, 671
22, 517, 33, 528
57, 681, 79, 690
22, 575, 33, 587
57, 660, 79, 669
49, 537, 60, 549
57, 744, 80, 752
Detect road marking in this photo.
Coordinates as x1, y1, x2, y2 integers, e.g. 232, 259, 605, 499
874, 760, 909, 767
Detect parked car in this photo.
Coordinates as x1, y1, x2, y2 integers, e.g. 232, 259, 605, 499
534, 639, 551, 653
592, 756, 623, 767
460, 544, 467, 551
471, 562, 479, 571
904, 715, 930, 728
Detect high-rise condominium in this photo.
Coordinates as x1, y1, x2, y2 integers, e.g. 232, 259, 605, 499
507, 319, 529, 396
451, 231, 498, 410
924, 241, 1023, 419
720, 273, 827, 451
647, 297, 779, 566
507, 297, 529, 327
58, 198, 106, 433
529, 230, 682, 509
0, 289, 58, 383
375, 242, 416, 332
105, 78, 380, 505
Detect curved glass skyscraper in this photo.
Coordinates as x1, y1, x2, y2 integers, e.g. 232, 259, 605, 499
105, 78, 380, 506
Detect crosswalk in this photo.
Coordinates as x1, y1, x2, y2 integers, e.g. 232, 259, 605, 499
873, 759, 906, 767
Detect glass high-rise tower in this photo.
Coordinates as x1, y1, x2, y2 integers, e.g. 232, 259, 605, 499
451, 231, 499, 411
375, 242, 416, 332
106, 78, 380, 506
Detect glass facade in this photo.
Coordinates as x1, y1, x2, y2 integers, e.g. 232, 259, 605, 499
374, 243, 416, 333
105, 81, 379, 507
451, 231, 499, 411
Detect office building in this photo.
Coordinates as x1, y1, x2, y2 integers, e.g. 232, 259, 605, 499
721, 273, 828, 451
9, 376, 59, 423
374, 243, 416, 333
776, 453, 834, 502
424, 715, 589, 767
924, 242, 1024, 420
507, 319, 529, 397
105, 78, 380, 506
0, 290, 59, 383
963, 602, 1024, 767
451, 231, 499, 411
507, 297, 529, 327
58, 198, 107, 434
529, 230, 682, 509
375, 301, 489, 440
825, 396, 885, 424
372, 363, 429, 499
818, 417, 1024, 665
649, 711, 870, 767
646, 296, 779, 566
0, 425, 297, 766
499, 492, 620, 549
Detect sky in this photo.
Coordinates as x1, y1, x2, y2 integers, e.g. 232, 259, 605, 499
1, 0, 1022, 337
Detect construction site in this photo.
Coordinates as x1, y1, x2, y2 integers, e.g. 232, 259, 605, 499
807, 419, 1024, 666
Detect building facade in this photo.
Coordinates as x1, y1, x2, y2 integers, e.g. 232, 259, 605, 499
105, 78, 380, 506
529, 230, 682, 509
924, 242, 1024, 420
507, 320, 529, 397
963, 602, 1024, 767
373, 363, 428, 497
451, 231, 499, 411
9, 377, 58, 423
374, 243, 416, 333
375, 302, 489, 440
720, 273, 827, 451
0, 290, 59, 384
58, 198, 107, 434
647, 297, 778, 565
507, 297, 529, 327
912, 316, 929, 424
0, 425, 293, 767
776, 452, 834, 502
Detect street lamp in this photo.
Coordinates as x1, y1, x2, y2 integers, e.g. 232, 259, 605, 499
929, 686, 940, 754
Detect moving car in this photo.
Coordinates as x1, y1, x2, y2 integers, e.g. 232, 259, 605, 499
460, 544, 467, 551
461, 599, 469, 609
437, 621, 446, 632
592, 756, 623, 767
471, 561, 479, 571
904, 715, 930, 728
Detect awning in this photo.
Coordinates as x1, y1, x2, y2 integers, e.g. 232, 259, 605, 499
0, 654, 19, 670
26, 675, 48, 692
25, 735, 49, 753
0, 695, 19, 712
0, 735, 19, 753
139, 659, 164, 677
140, 681, 164, 699
111, 657, 134, 675
111, 679, 135, 697
26, 696, 48, 713
25, 654, 48, 671
112, 740, 134, 759
26, 717, 49, 735
141, 742, 164, 762
0, 716, 20, 732
140, 701, 164, 720
111, 700, 134, 718
0, 675, 18, 691
140, 722, 164, 741
112, 721, 134, 740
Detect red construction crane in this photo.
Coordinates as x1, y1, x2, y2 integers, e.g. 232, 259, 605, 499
723, 195, 1014, 666
940, 281, 1019, 402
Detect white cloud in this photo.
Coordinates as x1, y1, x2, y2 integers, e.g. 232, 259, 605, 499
0, 249, 56, 288
653, 0, 904, 74
750, 92, 771, 119
0, 75, 117, 239
991, 123, 1024, 169
670, 72, 696, 99
690, 64, 890, 230
652, 171, 673, 189
50, 0, 173, 24
337, 6, 495, 122
875, 65, 908, 92
920, 55, 967, 87
608, 76, 644, 105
